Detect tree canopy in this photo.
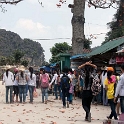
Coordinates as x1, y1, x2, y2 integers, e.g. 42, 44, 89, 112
50, 42, 72, 63
102, 0, 124, 45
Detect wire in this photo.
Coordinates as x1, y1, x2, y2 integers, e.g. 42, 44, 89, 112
33, 38, 71, 40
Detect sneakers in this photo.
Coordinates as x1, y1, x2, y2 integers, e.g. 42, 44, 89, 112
88, 112, 91, 122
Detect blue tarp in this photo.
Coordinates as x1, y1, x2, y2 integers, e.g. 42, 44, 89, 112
40, 66, 51, 72
70, 54, 87, 60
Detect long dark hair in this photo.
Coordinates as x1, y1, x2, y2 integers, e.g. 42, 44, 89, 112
103, 70, 107, 76
84, 65, 94, 89
40, 68, 45, 74
20, 71, 24, 78
29, 67, 33, 79
14, 71, 18, 80
107, 71, 113, 81
6, 69, 9, 78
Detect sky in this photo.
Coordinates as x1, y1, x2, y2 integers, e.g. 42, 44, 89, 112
0, 0, 117, 62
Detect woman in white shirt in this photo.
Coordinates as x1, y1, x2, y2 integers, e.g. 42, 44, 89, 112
2, 67, 14, 104
16, 69, 27, 103
27, 67, 36, 104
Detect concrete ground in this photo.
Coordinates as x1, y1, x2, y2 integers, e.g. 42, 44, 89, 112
0, 83, 111, 124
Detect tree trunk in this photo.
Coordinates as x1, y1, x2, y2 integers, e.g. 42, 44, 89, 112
71, 0, 85, 55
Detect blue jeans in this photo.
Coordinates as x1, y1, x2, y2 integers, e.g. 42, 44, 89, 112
26, 84, 28, 95
103, 88, 108, 105
6, 86, 13, 103
18, 85, 26, 103
92, 93, 101, 104
62, 88, 70, 106
108, 99, 118, 119
41, 88, 48, 102
28, 85, 35, 103
54, 84, 62, 99
120, 96, 124, 113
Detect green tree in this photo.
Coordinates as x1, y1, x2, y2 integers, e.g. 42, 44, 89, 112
102, 1, 124, 45
21, 60, 29, 67
13, 50, 24, 64
0, 56, 6, 65
6, 56, 15, 65
50, 42, 72, 63
84, 39, 92, 49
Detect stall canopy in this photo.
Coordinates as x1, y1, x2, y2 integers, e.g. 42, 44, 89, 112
71, 36, 124, 60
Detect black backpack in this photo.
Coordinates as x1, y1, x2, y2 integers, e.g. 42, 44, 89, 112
61, 74, 70, 90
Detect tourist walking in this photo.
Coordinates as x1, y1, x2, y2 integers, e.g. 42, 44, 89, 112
114, 64, 124, 114
101, 67, 108, 106
27, 67, 36, 104
68, 68, 74, 104
36, 72, 40, 89
104, 67, 118, 120
61, 67, 70, 108
49, 70, 59, 100
78, 61, 97, 122
40, 68, 50, 104
2, 66, 14, 104
13, 68, 19, 103
16, 68, 27, 103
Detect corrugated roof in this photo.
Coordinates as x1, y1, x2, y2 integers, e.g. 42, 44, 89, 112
70, 36, 124, 60
86, 37, 124, 57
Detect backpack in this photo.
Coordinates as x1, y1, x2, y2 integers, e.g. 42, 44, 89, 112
91, 74, 101, 96
61, 74, 70, 90
41, 73, 49, 88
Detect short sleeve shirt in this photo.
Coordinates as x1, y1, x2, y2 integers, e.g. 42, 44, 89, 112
104, 78, 115, 99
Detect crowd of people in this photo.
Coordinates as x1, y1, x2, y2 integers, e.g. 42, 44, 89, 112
1, 62, 124, 122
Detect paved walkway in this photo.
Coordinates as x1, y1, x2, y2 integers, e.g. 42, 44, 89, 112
0, 83, 110, 124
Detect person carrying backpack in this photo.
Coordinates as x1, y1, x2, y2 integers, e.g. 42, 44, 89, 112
49, 70, 60, 100
40, 68, 50, 104
61, 67, 70, 108
78, 61, 97, 122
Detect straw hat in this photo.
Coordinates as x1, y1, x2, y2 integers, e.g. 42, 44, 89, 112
5, 65, 11, 70
18, 65, 25, 71
104, 66, 107, 70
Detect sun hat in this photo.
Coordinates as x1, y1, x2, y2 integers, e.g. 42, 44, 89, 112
107, 67, 114, 72
18, 66, 25, 71
104, 66, 107, 70
5, 65, 11, 70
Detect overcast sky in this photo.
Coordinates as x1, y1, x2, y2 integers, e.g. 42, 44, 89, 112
0, 0, 117, 61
